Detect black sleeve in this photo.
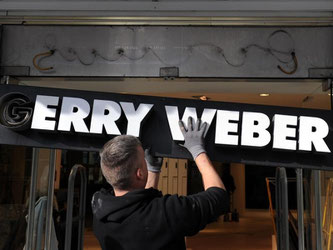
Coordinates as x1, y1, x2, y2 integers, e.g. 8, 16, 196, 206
164, 187, 229, 236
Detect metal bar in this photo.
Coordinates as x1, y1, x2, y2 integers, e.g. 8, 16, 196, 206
302, 169, 312, 250
281, 168, 290, 250
0, 1, 333, 11
4, 20, 333, 27
266, 178, 277, 238
330, 82, 333, 110
323, 179, 332, 250
5, 16, 333, 21
314, 170, 323, 250
25, 148, 39, 250
77, 167, 87, 250
64, 166, 77, 250
276, 167, 290, 250
276, 168, 281, 250
64, 164, 87, 250
44, 149, 56, 250
296, 168, 305, 250
1, 16, 333, 26
328, 180, 333, 250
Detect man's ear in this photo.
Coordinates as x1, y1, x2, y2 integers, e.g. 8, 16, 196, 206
136, 167, 144, 180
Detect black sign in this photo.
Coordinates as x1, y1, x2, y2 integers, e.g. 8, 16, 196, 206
0, 84, 332, 170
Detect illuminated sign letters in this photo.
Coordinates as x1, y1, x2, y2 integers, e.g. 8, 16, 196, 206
31, 95, 154, 137
165, 106, 216, 140
165, 106, 330, 153
30, 95, 331, 153
1, 85, 332, 169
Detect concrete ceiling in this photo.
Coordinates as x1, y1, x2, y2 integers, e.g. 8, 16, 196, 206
17, 77, 331, 110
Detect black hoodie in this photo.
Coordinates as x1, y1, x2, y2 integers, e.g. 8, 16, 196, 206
92, 187, 228, 250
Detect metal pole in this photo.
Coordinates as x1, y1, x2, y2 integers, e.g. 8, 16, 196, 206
314, 170, 323, 250
25, 148, 39, 250
296, 168, 305, 250
77, 167, 87, 250
327, 79, 333, 110
276, 168, 281, 250
44, 149, 56, 250
64, 166, 76, 250
276, 167, 289, 250
65, 164, 87, 250
282, 168, 289, 250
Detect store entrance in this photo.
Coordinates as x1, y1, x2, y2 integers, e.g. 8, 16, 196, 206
59, 149, 275, 250
59, 150, 280, 250
0, 141, 328, 249
1, 76, 331, 249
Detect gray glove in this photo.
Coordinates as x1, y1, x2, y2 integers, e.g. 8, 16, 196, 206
145, 148, 163, 173
178, 117, 207, 160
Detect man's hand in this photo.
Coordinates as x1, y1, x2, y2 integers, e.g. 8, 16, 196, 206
178, 117, 207, 160
145, 148, 163, 189
179, 117, 225, 191
145, 148, 163, 173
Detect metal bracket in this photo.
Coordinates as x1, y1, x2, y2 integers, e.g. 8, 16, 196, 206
0, 76, 9, 84
0, 66, 30, 77
321, 78, 333, 110
160, 67, 179, 79
322, 78, 332, 92
308, 68, 333, 78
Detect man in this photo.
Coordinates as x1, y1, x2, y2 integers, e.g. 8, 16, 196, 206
92, 117, 229, 250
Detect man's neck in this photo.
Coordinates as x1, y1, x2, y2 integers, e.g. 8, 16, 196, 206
113, 182, 146, 196
114, 189, 129, 196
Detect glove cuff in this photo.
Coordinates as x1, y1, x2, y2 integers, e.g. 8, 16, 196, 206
189, 145, 206, 160
146, 159, 162, 173
147, 166, 162, 173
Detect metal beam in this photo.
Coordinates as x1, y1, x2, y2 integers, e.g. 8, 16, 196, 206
296, 169, 305, 250
276, 167, 290, 250
44, 150, 56, 250
0, 16, 333, 26
25, 148, 39, 250
0, 1, 332, 12
314, 170, 323, 250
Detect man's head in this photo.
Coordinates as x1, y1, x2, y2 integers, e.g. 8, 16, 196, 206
100, 135, 147, 191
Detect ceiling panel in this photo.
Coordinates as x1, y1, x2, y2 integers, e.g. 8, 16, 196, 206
16, 77, 331, 109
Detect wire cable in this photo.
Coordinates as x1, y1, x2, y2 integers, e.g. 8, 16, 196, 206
277, 52, 298, 75
32, 50, 55, 71
35, 29, 297, 72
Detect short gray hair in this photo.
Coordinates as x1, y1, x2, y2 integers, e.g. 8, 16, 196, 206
100, 135, 142, 190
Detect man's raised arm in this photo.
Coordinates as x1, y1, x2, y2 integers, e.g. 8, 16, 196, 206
179, 117, 225, 191
145, 148, 163, 189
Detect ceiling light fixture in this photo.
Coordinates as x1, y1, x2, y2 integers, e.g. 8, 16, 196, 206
260, 93, 270, 97
192, 95, 210, 101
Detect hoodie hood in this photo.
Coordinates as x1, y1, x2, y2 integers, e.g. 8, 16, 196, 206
92, 188, 162, 223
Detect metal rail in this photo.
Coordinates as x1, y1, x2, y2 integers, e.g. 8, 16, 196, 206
265, 177, 277, 238
314, 170, 323, 250
1, 16, 333, 26
25, 148, 39, 250
44, 149, 57, 250
276, 167, 290, 250
296, 168, 305, 250
64, 164, 87, 250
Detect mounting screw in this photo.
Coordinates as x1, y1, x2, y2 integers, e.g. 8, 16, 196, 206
117, 48, 124, 55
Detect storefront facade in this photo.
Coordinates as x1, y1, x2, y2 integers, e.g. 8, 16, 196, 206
0, 1, 333, 249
